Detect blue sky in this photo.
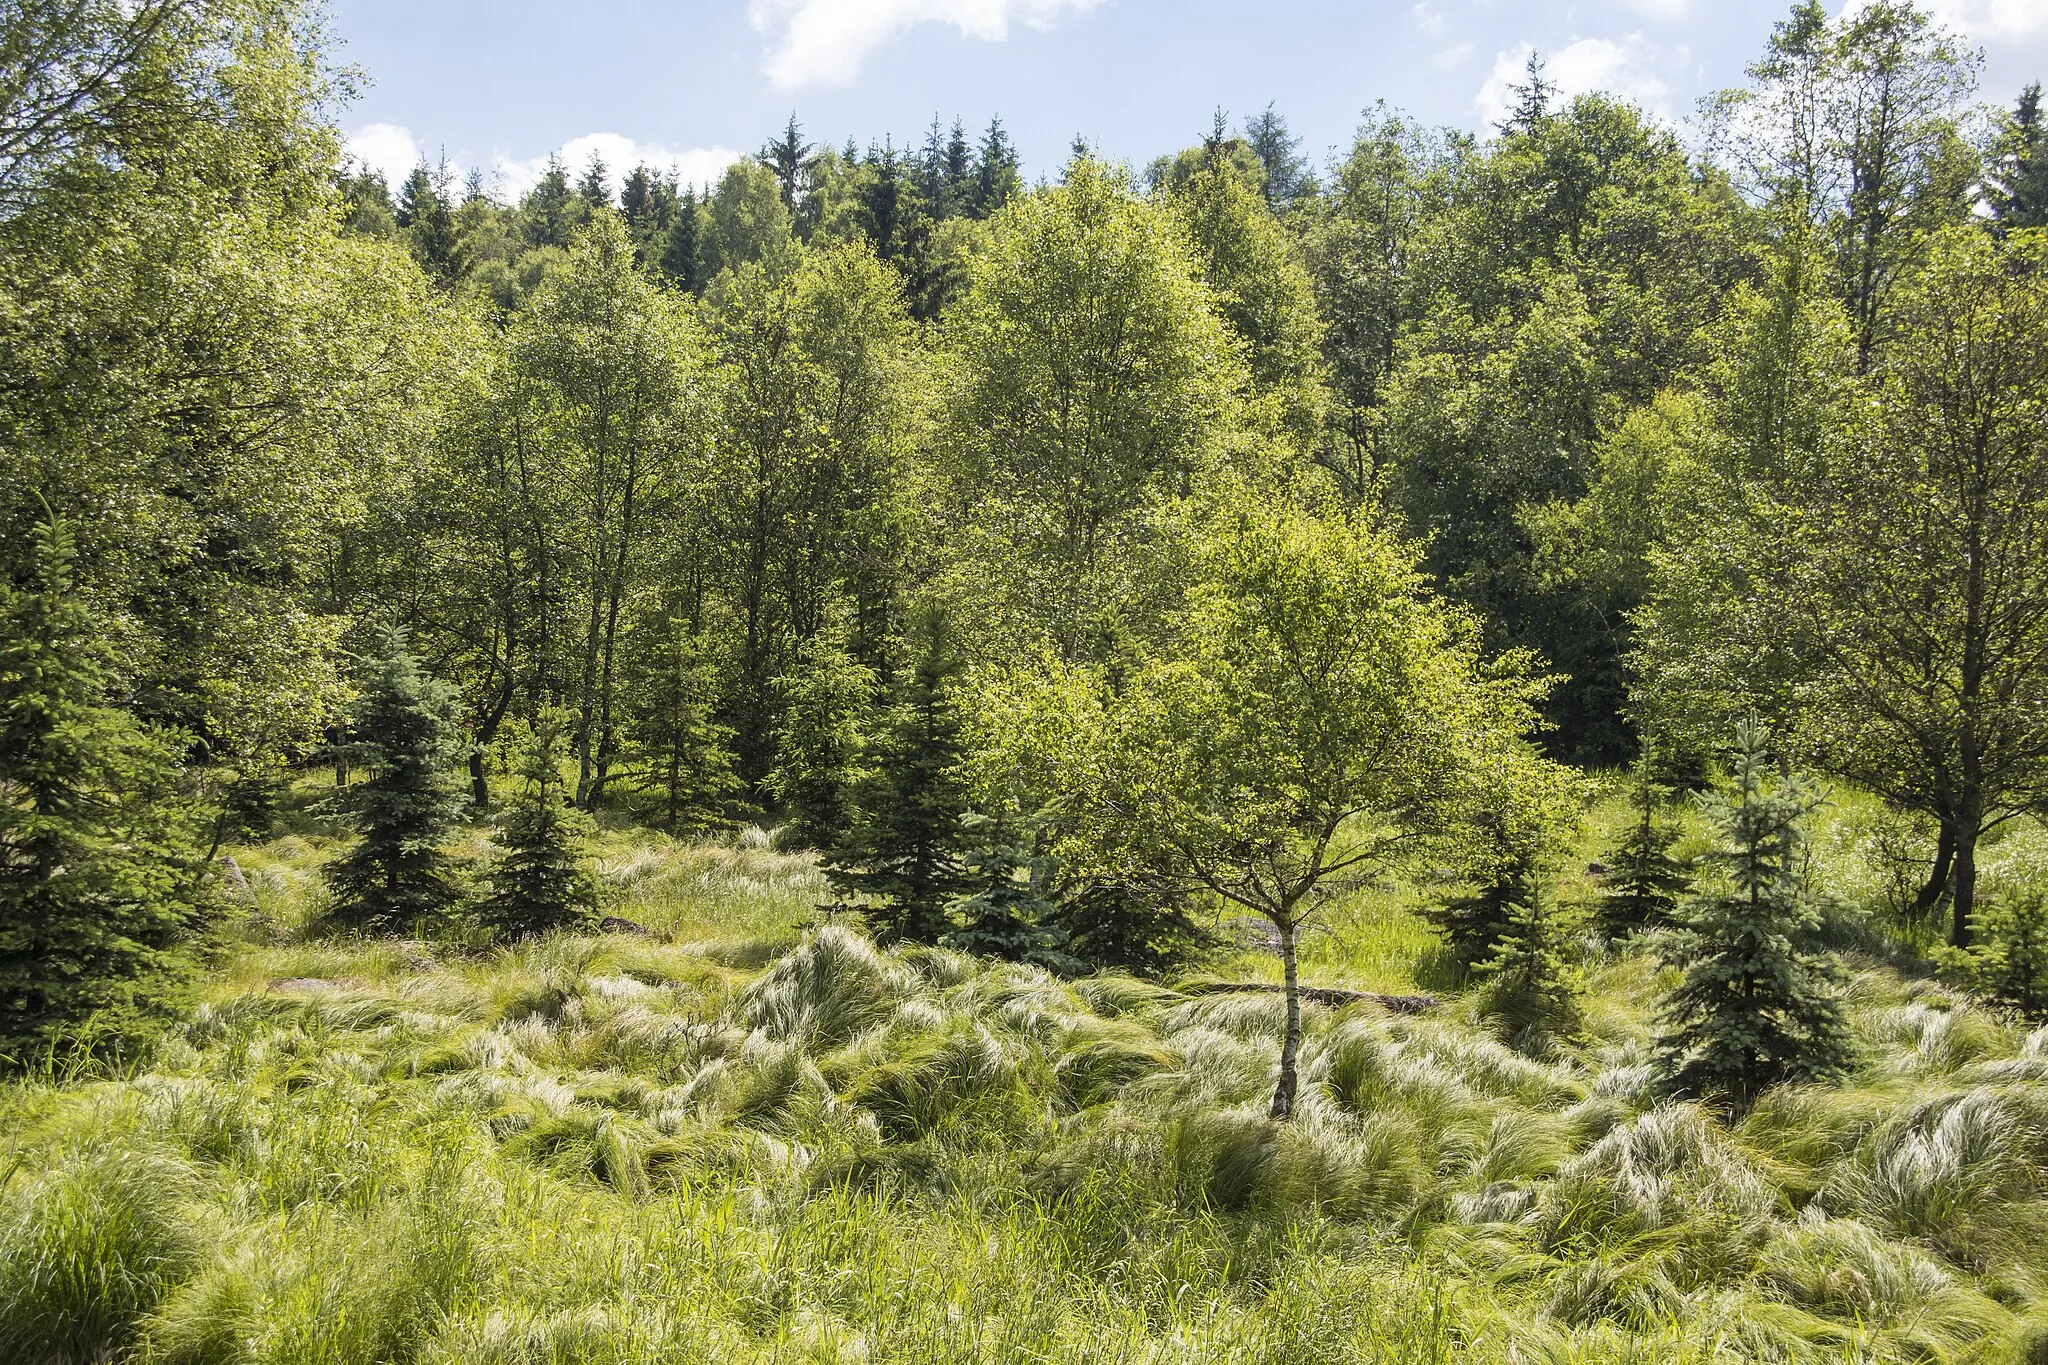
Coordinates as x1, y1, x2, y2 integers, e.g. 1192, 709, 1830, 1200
332, 0, 2048, 198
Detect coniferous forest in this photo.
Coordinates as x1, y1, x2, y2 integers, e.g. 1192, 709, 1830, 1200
11, 0, 2048, 1359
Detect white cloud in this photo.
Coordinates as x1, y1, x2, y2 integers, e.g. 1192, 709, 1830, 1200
1620, 0, 1689, 18
493, 134, 744, 200
749, 0, 1104, 89
1435, 41, 1475, 70
343, 122, 425, 188
1475, 35, 1669, 127
1882, 0, 2047, 40
1412, 1, 1448, 39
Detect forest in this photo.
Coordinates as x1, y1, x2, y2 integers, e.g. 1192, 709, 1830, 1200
8, 0, 2048, 1359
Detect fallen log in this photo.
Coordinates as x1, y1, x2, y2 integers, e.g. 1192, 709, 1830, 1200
1182, 981, 1437, 1014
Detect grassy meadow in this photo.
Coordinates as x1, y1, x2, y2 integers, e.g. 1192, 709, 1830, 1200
10, 786, 2048, 1363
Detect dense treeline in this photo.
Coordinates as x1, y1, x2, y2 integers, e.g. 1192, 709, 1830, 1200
6, 0, 2048, 1104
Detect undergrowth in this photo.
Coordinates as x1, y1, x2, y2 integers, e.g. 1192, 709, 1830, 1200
6, 825, 2048, 1363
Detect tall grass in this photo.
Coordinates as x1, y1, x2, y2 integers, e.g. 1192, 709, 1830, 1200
7, 822, 2048, 1363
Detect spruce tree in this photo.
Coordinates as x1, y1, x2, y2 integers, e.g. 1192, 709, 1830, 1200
1990, 83, 2048, 230
971, 116, 1021, 218
826, 605, 973, 944
479, 709, 597, 940
0, 518, 205, 1063
323, 628, 469, 934
945, 818, 1081, 972
1428, 827, 1542, 970
767, 610, 876, 851
1599, 755, 1688, 937
1475, 887, 1582, 1051
1053, 878, 1210, 977
1656, 721, 1853, 1105
660, 191, 703, 292
626, 612, 739, 834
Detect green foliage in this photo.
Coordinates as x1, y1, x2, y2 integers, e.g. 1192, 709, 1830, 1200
1474, 888, 1583, 1051
479, 709, 598, 939
828, 605, 974, 944
0, 1145, 202, 1362
0, 518, 205, 1065
1051, 879, 1211, 978
1990, 84, 2048, 230
768, 610, 878, 851
1599, 756, 1689, 937
625, 611, 739, 835
1940, 888, 2048, 1020
943, 820, 1079, 974
323, 628, 469, 933
1656, 722, 1853, 1105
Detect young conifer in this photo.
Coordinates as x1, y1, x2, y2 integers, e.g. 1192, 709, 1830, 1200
1429, 824, 1542, 970
628, 612, 739, 834
1599, 753, 1688, 937
479, 708, 597, 939
827, 603, 973, 943
1053, 879, 1210, 977
0, 517, 206, 1063
323, 628, 468, 933
768, 608, 877, 851
1474, 886, 1582, 1051
945, 818, 1080, 972
1656, 721, 1853, 1105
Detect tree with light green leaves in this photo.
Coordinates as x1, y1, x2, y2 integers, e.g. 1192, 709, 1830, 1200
509, 213, 710, 810
1639, 227, 2048, 947
942, 157, 1246, 665
703, 240, 919, 786
979, 492, 1562, 1119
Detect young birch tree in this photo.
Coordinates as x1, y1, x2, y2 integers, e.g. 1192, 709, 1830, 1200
987, 495, 1559, 1119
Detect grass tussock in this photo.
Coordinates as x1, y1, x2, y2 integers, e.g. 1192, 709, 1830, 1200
9, 825, 2048, 1362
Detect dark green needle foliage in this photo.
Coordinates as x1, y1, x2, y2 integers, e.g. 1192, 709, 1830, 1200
323, 628, 469, 934
1656, 721, 1852, 1106
1053, 879, 1210, 977
480, 709, 598, 940
1944, 888, 2048, 1020
1474, 884, 1582, 1052
0, 518, 206, 1065
1428, 828, 1544, 972
827, 604, 973, 944
769, 610, 877, 851
944, 819, 1080, 973
1599, 755, 1688, 937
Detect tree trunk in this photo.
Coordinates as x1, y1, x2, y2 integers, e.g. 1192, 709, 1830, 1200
1952, 795, 1984, 949
1269, 917, 1302, 1122
1913, 816, 1955, 918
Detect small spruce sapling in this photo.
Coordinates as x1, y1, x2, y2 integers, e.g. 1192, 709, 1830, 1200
1429, 820, 1542, 971
769, 609, 877, 851
0, 516, 207, 1063
323, 627, 469, 933
1944, 887, 2048, 1019
479, 709, 598, 939
1655, 721, 1853, 1106
944, 816, 1081, 973
1599, 753, 1688, 937
1474, 879, 1582, 1051
827, 603, 974, 944
1053, 878, 1210, 977
628, 611, 740, 834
